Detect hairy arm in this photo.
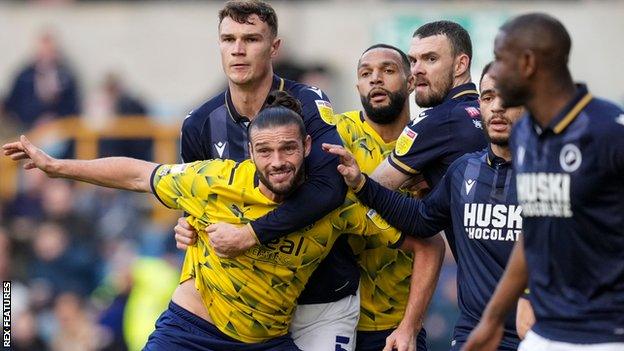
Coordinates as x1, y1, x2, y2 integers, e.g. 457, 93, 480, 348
3, 135, 156, 192
370, 158, 413, 190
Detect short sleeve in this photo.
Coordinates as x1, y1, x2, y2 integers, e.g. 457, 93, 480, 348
388, 110, 449, 175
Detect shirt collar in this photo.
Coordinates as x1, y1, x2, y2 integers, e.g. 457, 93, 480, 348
225, 75, 285, 123
486, 146, 512, 168
530, 84, 593, 135
444, 82, 479, 103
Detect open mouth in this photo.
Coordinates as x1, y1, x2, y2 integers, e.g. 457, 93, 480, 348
269, 169, 293, 182
369, 89, 389, 103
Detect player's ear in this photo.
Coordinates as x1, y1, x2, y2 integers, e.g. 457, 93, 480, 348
454, 53, 470, 78
303, 135, 312, 157
407, 72, 416, 94
248, 142, 254, 159
270, 37, 281, 59
520, 49, 537, 79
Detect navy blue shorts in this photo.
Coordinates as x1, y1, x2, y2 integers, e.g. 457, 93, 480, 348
143, 302, 301, 351
355, 328, 427, 351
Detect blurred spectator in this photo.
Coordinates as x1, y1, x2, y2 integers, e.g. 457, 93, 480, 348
11, 309, 48, 351
4, 29, 80, 131
50, 292, 102, 351
29, 221, 99, 296
86, 71, 152, 160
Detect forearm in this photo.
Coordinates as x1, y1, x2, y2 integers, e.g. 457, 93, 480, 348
356, 175, 437, 237
50, 157, 156, 192
482, 238, 529, 324
370, 158, 411, 190
400, 235, 445, 330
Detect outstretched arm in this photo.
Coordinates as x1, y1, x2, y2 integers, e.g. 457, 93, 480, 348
3, 135, 156, 192
462, 237, 529, 351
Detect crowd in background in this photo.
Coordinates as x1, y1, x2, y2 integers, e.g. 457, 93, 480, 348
1, 30, 461, 351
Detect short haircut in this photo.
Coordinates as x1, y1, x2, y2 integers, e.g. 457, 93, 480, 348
479, 61, 493, 87
360, 43, 411, 76
248, 91, 306, 143
500, 13, 571, 70
219, 0, 278, 37
413, 21, 473, 64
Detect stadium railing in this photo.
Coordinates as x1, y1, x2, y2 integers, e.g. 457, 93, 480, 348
0, 116, 181, 223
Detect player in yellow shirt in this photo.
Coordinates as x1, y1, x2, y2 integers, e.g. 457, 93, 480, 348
4, 91, 416, 351
332, 44, 444, 351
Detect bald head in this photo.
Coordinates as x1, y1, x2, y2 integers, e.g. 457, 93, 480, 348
499, 13, 571, 72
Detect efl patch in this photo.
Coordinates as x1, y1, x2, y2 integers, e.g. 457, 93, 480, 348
465, 106, 481, 118
157, 165, 172, 177
315, 100, 335, 125
366, 208, 391, 230
170, 163, 189, 175
395, 127, 417, 156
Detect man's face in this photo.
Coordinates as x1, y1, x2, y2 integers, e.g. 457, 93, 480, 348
219, 15, 279, 86
479, 73, 525, 146
250, 124, 310, 200
489, 32, 529, 108
408, 34, 456, 107
357, 48, 413, 124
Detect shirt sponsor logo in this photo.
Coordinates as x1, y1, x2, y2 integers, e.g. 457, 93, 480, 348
559, 143, 582, 173
516, 173, 572, 217
463, 203, 523, 241
214, 141, 228, 158
465, 106, 481, 118
246, 237, 306, 265
395, 127, 418, 156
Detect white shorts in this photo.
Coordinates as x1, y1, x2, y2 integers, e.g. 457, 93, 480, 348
520, 330, 624, 351
290, 288, 360, 351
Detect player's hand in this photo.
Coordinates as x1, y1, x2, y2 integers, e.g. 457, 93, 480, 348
321, 143, 363, 189
515, 297, 535, 339
207, 222, 258, 258
2, 135, 57, 174
383, 323, 419, 351
461, 319, 504, 351
174, 217, 198, 250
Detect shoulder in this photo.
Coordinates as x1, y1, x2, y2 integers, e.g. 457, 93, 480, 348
449, 97, 481, 121
181, 92, 226, 132
584, 97, 624, 135
283, 79, 330, 103
447, 149, 485, 175
333, 110, 362, 127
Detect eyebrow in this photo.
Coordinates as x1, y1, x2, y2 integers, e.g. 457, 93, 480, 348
358, 61, 400, 69
480, 89, 496, 96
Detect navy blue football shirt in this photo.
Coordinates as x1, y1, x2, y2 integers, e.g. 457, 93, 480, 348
511, 84, 624, 344
389, 83, 487, 187
355, 148, 521, 350
181, 75, 356, 304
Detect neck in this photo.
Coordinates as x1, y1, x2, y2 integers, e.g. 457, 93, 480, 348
526, 74, 576, 128
364, 106, 411, 143
259, 184, 284, 203
229, 69, 274, 119
491, 143, 512, 162
452, 74, 471, 89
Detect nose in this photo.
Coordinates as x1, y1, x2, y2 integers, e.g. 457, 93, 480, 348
370, 69, 383, 86
411, 61, 424, 76
491, 95, 505, 113
232, 39, 245, 56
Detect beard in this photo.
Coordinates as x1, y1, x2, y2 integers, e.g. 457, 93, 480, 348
496, 80, 529, 109
415, 70, 454, 108
483, 114, 511, 146
256, 163, 305, 197
360, 87, 408, 125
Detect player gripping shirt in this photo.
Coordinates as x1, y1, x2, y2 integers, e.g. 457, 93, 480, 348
389, 83, 487, 188
353, 147, 523, 350
511, 85, 624, 344
150, 158, 404, 343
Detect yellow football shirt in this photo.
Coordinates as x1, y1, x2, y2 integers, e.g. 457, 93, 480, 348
151, 159, 403, 343
333, 110, 415, 331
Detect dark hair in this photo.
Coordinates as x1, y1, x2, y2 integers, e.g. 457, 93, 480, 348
360, 43, 411, 76
500, 13, 571, 72
219, 0, 278, 37
248, 91, 306, 142
480, 61, 493, 87
413, 21, 472, 65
